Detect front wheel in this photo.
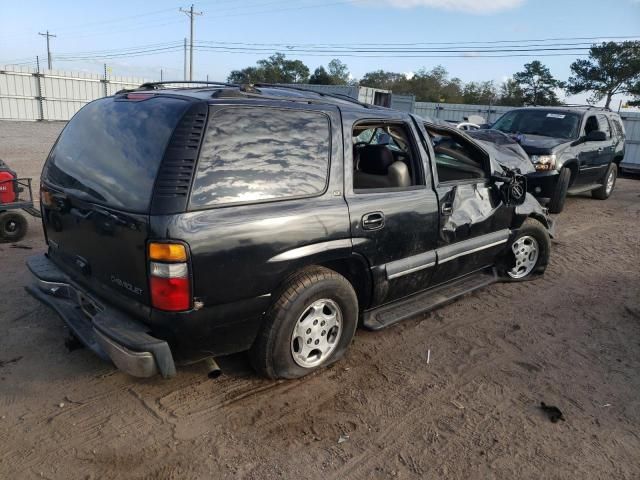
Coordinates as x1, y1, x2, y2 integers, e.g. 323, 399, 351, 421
547, 167, 571, 214
250, 266, 358, 379
499, 218, 551, 281
592, 163, 617, 200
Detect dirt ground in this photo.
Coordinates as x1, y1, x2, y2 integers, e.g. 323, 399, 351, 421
1, 120, 639, 480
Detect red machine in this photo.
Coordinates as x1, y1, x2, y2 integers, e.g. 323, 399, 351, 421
0, 159, 40, 242
0, 168, 18, 204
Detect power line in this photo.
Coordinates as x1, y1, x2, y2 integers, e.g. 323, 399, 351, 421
196, 38, 640, 49
5, 36, 637, 67
191, 47, 592, 59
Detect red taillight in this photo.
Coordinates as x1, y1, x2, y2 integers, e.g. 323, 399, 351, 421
148, 255, 191, 312
150, 276, 190, 311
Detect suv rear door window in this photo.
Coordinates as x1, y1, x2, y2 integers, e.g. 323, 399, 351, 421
43, 96, 190, 213
190, 107, 330, 208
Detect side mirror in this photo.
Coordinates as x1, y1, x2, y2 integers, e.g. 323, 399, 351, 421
585, 130, 607, 142
478, 123, 492, 130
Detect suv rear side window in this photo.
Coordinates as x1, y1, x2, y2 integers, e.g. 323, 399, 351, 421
611, 118, 624, 138
44, 97, 190, 212
190, 107, 330, 208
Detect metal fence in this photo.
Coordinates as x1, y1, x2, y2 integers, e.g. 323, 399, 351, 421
414, 101, 640, 168
415, 101, 514, 124
0, 65, 148, 121
1, 65, 638, 167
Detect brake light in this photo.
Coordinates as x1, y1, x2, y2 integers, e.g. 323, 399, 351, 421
125, 93, 154, 101
148, 243, 191, 311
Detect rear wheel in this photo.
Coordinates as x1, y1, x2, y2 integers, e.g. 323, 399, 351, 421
592, 163, 617, 200
250, 266, 358, 379
547, 167, 571, 214
0, 211, 28, 242
499, 218, 550, 281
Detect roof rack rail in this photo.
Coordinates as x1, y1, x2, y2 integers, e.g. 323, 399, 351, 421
561, 103, 611, 111
254, 83, 381, 110
137, 80, 239, 90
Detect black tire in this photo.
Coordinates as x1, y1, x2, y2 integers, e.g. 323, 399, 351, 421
250, 266, 358, 379
592, 163, 617, 200
0, 211, 28, 242
498, 218, 551, 281
547, 167, 571, 214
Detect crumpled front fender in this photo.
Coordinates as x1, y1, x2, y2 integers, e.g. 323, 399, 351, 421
514, 193, 555, 238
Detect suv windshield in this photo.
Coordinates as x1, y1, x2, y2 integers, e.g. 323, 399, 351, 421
492, 110, 581, 139
44, 96, 190, 212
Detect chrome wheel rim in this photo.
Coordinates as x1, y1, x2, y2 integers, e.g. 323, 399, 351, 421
291, 298, 342, 368
605, 170, 615, 195
508, 235, 539, 279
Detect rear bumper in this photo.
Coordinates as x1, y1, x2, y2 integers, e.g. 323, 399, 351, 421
25, 254, 176, 378
526, 170, 559, 201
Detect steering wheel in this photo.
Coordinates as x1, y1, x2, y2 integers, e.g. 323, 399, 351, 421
456, 122, 480, 131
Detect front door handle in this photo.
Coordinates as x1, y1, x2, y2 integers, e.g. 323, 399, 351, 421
441, 202, 453, 216
362, 211, 385, 230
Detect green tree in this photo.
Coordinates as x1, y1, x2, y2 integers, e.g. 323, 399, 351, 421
327, 59, 350, 84
566, 41, 640, 108
512, 61, 563, 106
359, 66, 464, 103
629, 81, 640, 106
359, 70, 406, 90
497, 79, 525, 106
227, 53, 309, 84
309, 59, 350, 85
462, 81, 497, 105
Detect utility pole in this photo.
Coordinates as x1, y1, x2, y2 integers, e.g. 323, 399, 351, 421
179, 4, 202, 81
38, 30, 56, 70
183, 38, 188, 80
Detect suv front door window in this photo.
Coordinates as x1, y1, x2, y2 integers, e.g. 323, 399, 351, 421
346, 118, 439, 304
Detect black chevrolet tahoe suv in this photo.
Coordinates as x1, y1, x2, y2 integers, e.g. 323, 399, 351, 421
489, 106, 626, 213
27, 82, 553, 380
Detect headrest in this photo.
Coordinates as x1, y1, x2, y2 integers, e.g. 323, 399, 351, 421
358, 145, 394, 175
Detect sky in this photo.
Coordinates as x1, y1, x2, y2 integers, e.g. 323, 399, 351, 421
1, 0, 639, 104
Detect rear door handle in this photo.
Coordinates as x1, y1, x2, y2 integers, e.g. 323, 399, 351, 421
441, 202, 453, 216
362, 211, 385, 230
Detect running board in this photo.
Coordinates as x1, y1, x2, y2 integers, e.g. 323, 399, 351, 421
568, 183, 601, 194
362, 268, 498, 331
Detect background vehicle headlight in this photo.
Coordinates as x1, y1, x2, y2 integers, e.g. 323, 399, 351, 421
530, 154, 556, 171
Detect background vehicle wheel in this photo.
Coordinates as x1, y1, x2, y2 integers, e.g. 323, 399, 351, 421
0, 211, 28, 242
250, 266, 358, 379
499, 218, 550, 281
547, 167, 571, 214
592, 163, 617, 200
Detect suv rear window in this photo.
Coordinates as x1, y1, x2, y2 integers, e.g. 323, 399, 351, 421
43, 96, 190, 212
190, 107, 330, 208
